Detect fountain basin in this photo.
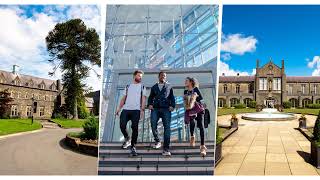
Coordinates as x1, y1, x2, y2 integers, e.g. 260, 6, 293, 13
242, 108, 296, 121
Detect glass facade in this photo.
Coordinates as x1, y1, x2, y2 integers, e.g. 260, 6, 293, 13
101, 5, 219, 142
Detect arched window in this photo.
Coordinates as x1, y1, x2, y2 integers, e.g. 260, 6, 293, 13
236, 84, 240, 94
244, 98, 253, 107
302, 98, 312, 108
289, 98, 299, 108
218, 98, 226, 108
230, 98, 240, 107
223, 84, 228, 93
316, 99, 320, 104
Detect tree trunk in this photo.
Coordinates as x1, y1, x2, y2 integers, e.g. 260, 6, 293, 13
73, 97, 78, 119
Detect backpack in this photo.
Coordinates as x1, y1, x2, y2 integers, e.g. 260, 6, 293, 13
124, 84, 145, 108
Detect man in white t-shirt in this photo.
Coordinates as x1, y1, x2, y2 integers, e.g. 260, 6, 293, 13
115, 70, 147, 156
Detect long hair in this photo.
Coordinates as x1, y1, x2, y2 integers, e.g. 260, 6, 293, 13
186, 77, 199, 88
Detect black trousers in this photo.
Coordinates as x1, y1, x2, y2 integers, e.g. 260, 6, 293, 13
119, 110, 140, 147
190, 112, 205, 145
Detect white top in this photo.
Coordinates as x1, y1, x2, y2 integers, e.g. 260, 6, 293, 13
122, 83, 147, 110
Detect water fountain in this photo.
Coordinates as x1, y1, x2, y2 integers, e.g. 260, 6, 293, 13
241, 102, 296, 121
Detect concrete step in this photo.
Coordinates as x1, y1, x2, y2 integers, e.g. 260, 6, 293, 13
99, 156, 215, 167
98, 166, 214, 175
99, 142, 215, 150
99, 148, 214, 156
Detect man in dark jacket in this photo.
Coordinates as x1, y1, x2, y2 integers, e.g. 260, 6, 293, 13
148, 71, 175, 156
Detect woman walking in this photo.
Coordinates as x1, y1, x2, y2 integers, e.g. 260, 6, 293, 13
183, 77, 207, 156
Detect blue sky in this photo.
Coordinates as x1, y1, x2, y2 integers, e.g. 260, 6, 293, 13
0, 5, 101, 90
221, 5, 320, 76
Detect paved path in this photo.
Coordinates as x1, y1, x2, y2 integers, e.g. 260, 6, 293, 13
0, 128, 97, 175
215, 114, 320, 176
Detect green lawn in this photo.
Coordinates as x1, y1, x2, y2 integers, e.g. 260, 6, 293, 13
51, 118, 85, 128
0, 119, 42, 136
283, 109, 320, 116
217, 108, 256, 116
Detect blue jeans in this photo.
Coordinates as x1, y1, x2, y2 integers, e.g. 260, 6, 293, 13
150, 108, 171, 150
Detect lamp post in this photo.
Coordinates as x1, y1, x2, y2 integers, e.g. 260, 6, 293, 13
31, 97, 35, 125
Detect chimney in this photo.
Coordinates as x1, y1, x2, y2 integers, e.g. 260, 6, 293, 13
12, 65, 19, 74
222, 73, 225, 76
256, 59, 259, 69
237, 73, 240, 76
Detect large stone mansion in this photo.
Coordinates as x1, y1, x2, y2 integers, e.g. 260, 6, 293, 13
0, 66, 63, 119
218, 60, 320, 108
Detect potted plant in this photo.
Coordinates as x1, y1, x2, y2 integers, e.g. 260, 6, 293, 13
215, 125, 223, 164
298, 114, 307, 129
311, 111, 320, 168
230, 113, 238, 128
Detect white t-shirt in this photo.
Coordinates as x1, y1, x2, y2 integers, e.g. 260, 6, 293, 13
122, 83, 147, 110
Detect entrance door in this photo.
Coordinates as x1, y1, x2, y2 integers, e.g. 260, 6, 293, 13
265, 98, 275, 108
101, 67, 217, 143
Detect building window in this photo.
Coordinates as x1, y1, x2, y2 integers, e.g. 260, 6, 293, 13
40, 84, 45, 89
13, 79, 20, 86
244, 98, 252, 107
26, 106, 32, 117
236, 84, 240, 94
230, 98, 240, 107
11, 105, 18, 116
302, 98, 311, 108
223, 84, 227, 93
248, 83, 254, 93
314, 85, 318, 94
259, 78, 267, 90
289, 98, 299, 108
288, 85, 293, 95
273, 78, 281, 90
218, 98, 226, 108
301, 84, 306, 94
39, 107, 45, 116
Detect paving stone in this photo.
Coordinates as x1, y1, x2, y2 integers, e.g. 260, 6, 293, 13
265, 162, 291, 175
237, 162, 265, 175
289, 163, 319, 175
248, 146, 267, 154
215, 163, 241, 175
266, 153, 287, 163
243, 153, 266, 163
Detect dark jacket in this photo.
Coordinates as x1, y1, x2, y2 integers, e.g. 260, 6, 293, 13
147, 82, 175, 109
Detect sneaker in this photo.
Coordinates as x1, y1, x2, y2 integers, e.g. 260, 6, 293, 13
190, 136, 196, 147
122, 137, 131, 149
200, 145, 207, 157
162, 150, 171, 156
152, 142, 161, 149
130, 146, 138, 156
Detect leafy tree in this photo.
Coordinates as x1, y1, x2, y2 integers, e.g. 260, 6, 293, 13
0, 89, 13, 118
46, 19, 101, 119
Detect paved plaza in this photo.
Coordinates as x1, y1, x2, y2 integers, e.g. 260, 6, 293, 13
215, 114, 320, 175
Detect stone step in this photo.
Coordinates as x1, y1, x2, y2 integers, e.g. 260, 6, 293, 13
98, 166, 214, 175
99, 142, 215, 150
99, 148, 214, 156
99, 156, 214, 167
40, 121, 60, 129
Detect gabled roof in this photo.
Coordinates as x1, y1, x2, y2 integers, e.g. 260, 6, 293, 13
0, 69, 58, 90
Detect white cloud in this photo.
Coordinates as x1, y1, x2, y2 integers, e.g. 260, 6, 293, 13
307, 56, 320, 76
221, 53, 231, 61
221, 33, 258, 55
220, 61, 252, 76
0, 5, 101, 91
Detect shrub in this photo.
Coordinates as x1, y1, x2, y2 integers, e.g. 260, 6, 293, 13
78, 102, 90, 119
313, 111, 320, 145
307, 104, 320, 109
216, 125, 223, 144
234, 103, 246, 109
248, 101, 256, 108
82, 116, 99, 140
282, 101, 292, 109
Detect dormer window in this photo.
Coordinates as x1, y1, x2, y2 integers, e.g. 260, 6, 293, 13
39, 83, 45, 89
50, 84, 56, 91
13, 79, 20, 86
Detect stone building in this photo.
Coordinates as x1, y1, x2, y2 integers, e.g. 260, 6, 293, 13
0, 67, 63, 119
218, 60, 320, 108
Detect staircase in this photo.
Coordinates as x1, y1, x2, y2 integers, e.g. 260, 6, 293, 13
40, 120, 60, 129
98, 141, 215, 175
